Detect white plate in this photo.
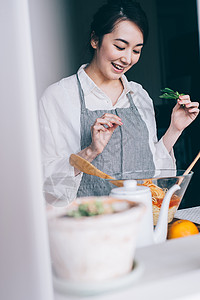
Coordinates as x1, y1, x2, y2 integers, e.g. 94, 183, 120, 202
53, 260, 144, 296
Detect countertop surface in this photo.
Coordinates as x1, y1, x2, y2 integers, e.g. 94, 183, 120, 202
54, 207, 200, 300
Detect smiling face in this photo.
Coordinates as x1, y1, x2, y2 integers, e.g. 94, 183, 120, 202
90, 20, 144, 82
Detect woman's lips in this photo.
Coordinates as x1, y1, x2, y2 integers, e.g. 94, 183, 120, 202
111, 62, 125, 73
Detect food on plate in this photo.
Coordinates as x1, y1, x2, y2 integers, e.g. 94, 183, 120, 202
141, 180, 181, 225
168, 219, 199, 239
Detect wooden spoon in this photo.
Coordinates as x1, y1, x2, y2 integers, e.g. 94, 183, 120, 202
177, 151, 200, 185
69, 154, 123, 187
70, 151, 200, 188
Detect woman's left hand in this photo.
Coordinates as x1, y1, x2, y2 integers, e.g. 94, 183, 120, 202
170, 95, 199, 132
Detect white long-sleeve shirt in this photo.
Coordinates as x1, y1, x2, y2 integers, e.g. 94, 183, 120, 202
39, 65, 176, 204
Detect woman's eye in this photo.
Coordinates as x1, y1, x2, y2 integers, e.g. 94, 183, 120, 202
114, 45, 125, 50
133, 50, 140, 54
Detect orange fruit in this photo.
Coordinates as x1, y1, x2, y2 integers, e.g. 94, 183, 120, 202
168, 219, 199, 239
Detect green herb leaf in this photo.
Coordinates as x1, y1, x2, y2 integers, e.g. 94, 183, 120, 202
160, 88, 174, 94
160, 87, 185, 100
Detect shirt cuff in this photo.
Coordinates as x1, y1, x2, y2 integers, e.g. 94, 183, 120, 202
154, 137, 176, 169
42, 157, 83, 206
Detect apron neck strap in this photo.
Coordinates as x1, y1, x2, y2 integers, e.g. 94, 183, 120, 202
126, 91, 135, 108
76, 73, 86, 111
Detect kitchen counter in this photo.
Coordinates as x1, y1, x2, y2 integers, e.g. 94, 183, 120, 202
54, 208, 200, 300
54, 235, 200, 300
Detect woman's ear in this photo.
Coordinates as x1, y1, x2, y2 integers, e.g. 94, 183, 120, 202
90, 31, 98, 49
91, 39, 98, 49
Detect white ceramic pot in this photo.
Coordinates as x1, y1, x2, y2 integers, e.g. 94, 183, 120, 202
47, 196, 145, 283
110, 180, 155, 247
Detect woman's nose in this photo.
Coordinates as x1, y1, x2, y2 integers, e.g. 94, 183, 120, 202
120, 51, 132, 65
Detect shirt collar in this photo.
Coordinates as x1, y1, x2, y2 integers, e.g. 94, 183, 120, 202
77, 64, 134, 96
120, 74, 133, 94
77, 64, 97, 96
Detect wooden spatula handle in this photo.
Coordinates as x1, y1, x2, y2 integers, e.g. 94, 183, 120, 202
69, 154, 114, 180
183, 151, 200, 176
177, 151, 200, 185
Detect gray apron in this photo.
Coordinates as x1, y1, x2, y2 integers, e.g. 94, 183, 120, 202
76, 74, 155, 197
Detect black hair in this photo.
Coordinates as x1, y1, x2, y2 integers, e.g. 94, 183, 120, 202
89, 0, 149, 57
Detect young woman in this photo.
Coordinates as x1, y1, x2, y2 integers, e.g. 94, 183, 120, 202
39, 0, 199, 202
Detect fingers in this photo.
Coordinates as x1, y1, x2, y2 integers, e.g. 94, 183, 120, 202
178, 95, 190, 100
178, 94, 191, 106
95, 118, 114, 128
183, 101, 199, 109
93, 113, 123, 129
178, 95, 199, 112
102, 113, 123, 126
92, 124, 108, 132
186, 107, 200, 114
184, 102, 199, 114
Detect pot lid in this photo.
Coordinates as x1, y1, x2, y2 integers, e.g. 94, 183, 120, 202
111, 180, 150, 195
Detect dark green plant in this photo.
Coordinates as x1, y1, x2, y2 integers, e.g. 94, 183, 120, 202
159, 88, 185, 100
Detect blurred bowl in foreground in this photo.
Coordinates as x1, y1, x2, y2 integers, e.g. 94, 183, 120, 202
47, 196, 145, 283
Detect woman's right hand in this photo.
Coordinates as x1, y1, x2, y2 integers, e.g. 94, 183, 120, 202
73, 113, 122, 175
90, 113, 123, 156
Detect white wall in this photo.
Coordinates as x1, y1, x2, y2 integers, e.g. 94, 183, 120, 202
29, 0, 74, 99
0, 1, 53, 299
